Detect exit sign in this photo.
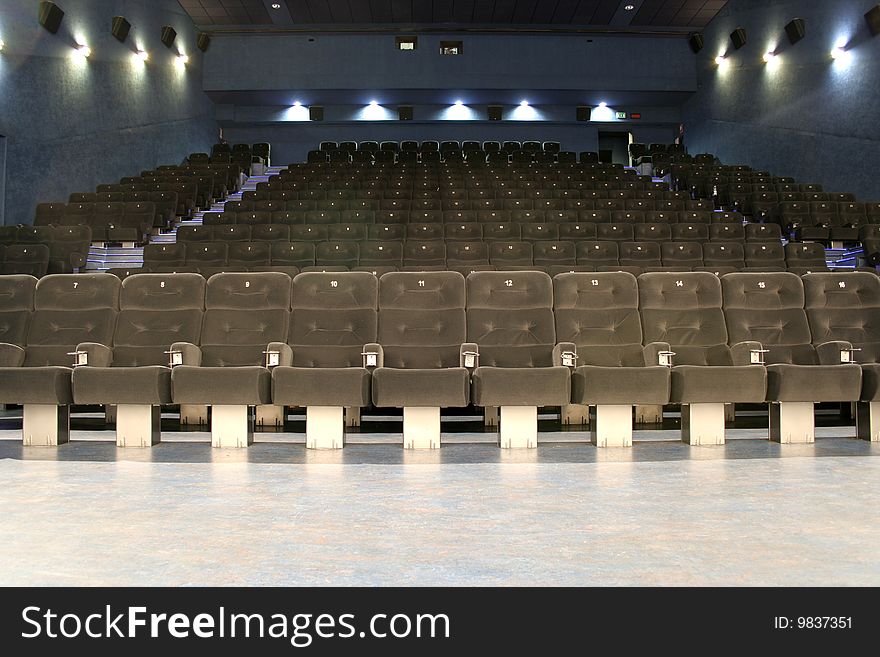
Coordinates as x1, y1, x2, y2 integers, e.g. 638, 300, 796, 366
615, 111, 628, 119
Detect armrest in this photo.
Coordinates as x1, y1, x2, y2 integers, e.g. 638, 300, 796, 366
362, 343, 384, 368
168, 342, 201, 367
816, 341, 857, 365
553, 342, 578, 368
0, 343, 26, 367
264, 342, 292, 368
644, 342, 673, 367
730, 341, 767, 366
460, 343, 480, 369
73, 342, 113, 368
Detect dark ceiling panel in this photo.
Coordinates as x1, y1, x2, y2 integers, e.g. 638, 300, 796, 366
181, 0, 728, 29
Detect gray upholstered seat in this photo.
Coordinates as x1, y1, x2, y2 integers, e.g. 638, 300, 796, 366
0, 275, 37, 352
639, 272, 766, 444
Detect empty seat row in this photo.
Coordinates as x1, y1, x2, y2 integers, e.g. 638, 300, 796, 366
144, 240, 828, 273
0, 226, 91, 274
319, 140, 562, 154
0, 270, 875, 449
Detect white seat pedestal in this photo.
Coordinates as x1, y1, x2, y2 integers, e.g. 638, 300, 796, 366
256, 404, 285, 427
403, 407, 440, 449
857, 401, 880, 442
22, 404, 70, 446
499, 406, 537, 449
562, 403, 590, 426
635, 404, 663, 424
682, 403, 726, 446
590, 405, 633, 447
769, 402, 815, 444
180, 404, 208, 426
116, 405, 161, 447
211, 405, 254, 448
306, 406, 345, 449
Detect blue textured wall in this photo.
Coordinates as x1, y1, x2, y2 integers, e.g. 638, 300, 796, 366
684, 0, 880, 201
0, 0, 216, 225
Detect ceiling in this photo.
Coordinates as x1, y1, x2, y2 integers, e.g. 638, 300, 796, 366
180, 0, 729, 32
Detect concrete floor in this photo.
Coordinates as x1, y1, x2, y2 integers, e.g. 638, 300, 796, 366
1, 422, 879, 587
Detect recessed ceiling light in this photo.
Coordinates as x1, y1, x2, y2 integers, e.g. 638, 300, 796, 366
454, 100, 463, 105
369, 100, 378, 106
625, 4, 635, 10
271, 3, 281, 9
520, 100, 529, 106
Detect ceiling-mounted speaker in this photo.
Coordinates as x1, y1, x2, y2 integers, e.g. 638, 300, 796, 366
161, 25, 177, 48
111, 16, 131, 43
487, 105, 502, 121
38, 1, 64, 34
730, 27, 747, 50
398, 106, 413, 121
309, 106, 324, 121
866, 5, 880, 36
576, 106, 592, 122
197, 33, 211, 52
785, 18, 805, 45
688, 33, 704, 54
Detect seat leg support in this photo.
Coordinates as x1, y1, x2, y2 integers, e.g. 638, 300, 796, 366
211, 405, 253, 448
255, 404, 285, 428
856, 401, 880, 442
682, 403, 726, 446
180, 404, 208, 426
635, 404, 663, 424
562, 403, 590, 426
499, 406, 537, 449
591, 404, 633, 447
306, 406, 345, 450
345, 406, 361, 427
116, 404, 161, 447
23, 404, 70, 446
770, 402, 815, 444
403, 407, 440, 450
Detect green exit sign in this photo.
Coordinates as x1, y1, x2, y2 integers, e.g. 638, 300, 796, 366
615, 111, 628, 119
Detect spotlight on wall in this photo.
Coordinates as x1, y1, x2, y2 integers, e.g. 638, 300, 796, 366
520, 100, 529, 107
75, 43, 91, 58
369, 100, 378, 106
177, 52, 189, 65
293, 101, 301, 107
785, 18, 806, 45
135, 49, 149, 61
161, 25, 177, 48
197, 32, 211, 53
762, 51, 776, 63
0, 39, 5, 52
111, 16, 131, 43
831, 37, 851, 62
454, 100, 463, 105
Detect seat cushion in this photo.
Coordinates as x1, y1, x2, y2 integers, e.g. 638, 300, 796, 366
73, 366, 172, 405
0, 366, 73, 404
371, 367, 470, 408
171, 365, 271, 405
272, 367, 370, 407
572, 366, 670, 405
861, 363, 880, 401
472, 366, 570, 406
766, 364, 862, 402
670, 365, 767, 403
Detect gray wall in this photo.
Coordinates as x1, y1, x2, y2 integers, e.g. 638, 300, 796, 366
0, 0, 216, 225
683, 0, 880, 200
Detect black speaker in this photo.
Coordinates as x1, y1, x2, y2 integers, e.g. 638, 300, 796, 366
38, 1, 64, 34
576, 106, 592, 122
487, 105, 502, 121
398, 106, 413, 121
161, 25, 177, 48
197, 33, 211, 52
784, 18, 805, 45
688, 33, 704, 54
866, 5, 880, 36
111, 16, 131, 43
309, 106, 324, 121
730, 27, 747, 50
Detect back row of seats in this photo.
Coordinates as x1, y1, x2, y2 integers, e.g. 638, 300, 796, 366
0, 270, 874, 447
319, 140, 562, 154
144, 240, 830, 274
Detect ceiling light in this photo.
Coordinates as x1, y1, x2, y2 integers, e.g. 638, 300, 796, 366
271, 3, 281, 8
136, 50, 149, 61
763, 51, 776, 62
520, 100, 529, 106
177, 53, 189, 64
715, 55, 726, 65
625, 4, 635, 10
76, 44, 91, 57
454, 100, 463, 106
369, 100, 378, 106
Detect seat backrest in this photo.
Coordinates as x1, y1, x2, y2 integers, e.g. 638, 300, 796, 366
785, 242, 826, 267
803, 272, 880, 363
25, 274, 120, 366
228, 242, 271, 267
721, 272, 816, 364
271, 242, 315, 267
638, 272, 731, 365
200, 272, 291, 366
289, 272, 377, 367
553, 272, 646, 366
113, 273, 205, 366
1, 244, 50, 277
0, 275, 38, 346
144, 243, 186, 267
378, 271, 466, 368
466, 271, 556, 367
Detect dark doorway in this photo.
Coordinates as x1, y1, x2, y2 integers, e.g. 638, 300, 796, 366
598, 131, 630, 166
